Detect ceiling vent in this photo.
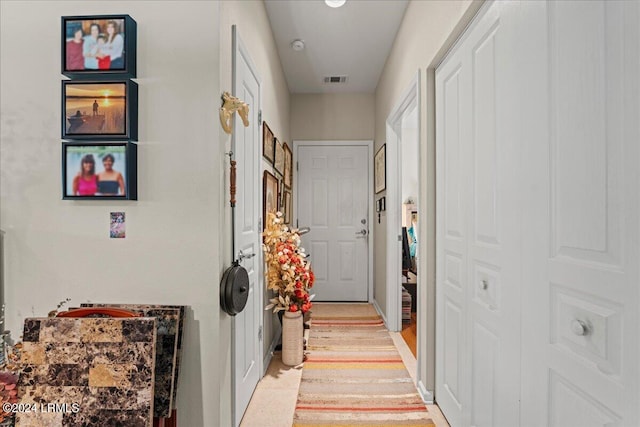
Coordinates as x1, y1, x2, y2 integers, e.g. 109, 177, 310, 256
323, 75, 348, 84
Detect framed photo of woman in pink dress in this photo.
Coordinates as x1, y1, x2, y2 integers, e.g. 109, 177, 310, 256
62, 142, 137, 200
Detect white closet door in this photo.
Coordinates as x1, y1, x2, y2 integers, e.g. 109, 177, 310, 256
521, 1, 640, 426
436, 2, 523, 426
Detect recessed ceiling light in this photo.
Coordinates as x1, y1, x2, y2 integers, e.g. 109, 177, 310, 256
325, 0, 346, 8
291, 39, 305, 51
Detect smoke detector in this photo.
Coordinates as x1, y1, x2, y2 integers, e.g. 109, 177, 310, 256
323, 75, 348, 84
291, 39, 305, 51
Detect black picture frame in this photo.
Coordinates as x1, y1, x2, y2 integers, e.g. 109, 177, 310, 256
62, 142, 137, 200
62, 80, 138, 141
61, 15, 137, 79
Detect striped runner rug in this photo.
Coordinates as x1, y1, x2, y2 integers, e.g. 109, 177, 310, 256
293, 303, 435, 427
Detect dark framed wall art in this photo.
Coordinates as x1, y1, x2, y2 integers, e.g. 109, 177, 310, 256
263, 122, 275, 164
62, 15, 137, 79
62, 142, 137, 200
274, 139, 285, 176
374, 144, 386, 194
263, 170, 279, 229
62, 80, 138, 141
283, 142, 292, 189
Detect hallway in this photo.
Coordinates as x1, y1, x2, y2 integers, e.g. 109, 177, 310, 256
240, 303, 449, 426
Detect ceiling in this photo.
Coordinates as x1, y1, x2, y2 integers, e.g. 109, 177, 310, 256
264, 0, 409, 94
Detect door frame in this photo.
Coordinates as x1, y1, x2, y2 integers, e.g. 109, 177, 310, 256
385, 72, 421, 337
231, 25, 263, 427
293, 140, 374, 303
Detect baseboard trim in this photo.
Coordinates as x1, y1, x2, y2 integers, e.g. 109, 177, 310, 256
263, 328, 281, 375
417, 380, 434, 404
372, 299, 388, 327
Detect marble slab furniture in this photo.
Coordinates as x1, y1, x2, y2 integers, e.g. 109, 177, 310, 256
81, 304, 185, 411
16, 317, 157, 427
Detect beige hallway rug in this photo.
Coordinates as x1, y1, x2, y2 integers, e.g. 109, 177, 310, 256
293, 303, 435, 427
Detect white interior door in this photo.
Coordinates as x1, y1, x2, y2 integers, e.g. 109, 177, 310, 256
521, 1, 640, 426
232, 27, 261, 427
296, 143, 370, 301
435, 2, 522, 426
435, 1, 640, 426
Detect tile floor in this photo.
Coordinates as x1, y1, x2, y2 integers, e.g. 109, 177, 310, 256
240, 328, 450, 427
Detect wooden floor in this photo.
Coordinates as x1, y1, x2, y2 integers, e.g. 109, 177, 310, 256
401, 312, 417, 357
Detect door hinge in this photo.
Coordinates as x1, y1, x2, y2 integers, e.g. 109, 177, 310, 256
296, 161, 299, 171
258, 110, 263, 125
258, 218, 262, 230
258, 325, 263, 341
398, 235, 402, 242
296, 219, 299, 228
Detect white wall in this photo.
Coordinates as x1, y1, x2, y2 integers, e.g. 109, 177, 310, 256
291, 93, 375, 141
0, 1, 222, 426
374, 0, 481, 394
219, 2, 290, 424
401, 107, 419, 203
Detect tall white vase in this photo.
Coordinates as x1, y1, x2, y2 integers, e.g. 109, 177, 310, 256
281, 310, 303, 366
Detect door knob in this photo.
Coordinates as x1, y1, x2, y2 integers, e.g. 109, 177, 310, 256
355, 229, 368, 236
238, 250, 256, 261
571, 319, 590, 336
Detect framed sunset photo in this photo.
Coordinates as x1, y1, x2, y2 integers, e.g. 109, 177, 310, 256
62, 80, 138, 140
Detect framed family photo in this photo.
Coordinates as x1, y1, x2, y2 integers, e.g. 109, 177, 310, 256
375, 144, 386, 194
62, 142, 137, 200
62, 80, 138, 141
62, 15, 137, 79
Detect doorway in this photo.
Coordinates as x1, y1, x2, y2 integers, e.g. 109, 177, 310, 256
385, 73, 429, 400
294, 140, 374, 302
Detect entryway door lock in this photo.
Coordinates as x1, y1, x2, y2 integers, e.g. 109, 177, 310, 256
355, 229, 368, 236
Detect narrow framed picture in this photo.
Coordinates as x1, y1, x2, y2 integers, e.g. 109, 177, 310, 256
62, 80, 138, 141
274, 139, 285, 176
283, 190, 292, 225
62, 141, 137, 200
263, 122, 275, 164
61, 15, 137, 79
374, 144, 386, 194
283, 142, 292, 189
263, 170, 279, 229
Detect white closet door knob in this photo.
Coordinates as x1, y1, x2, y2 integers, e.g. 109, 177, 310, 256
571, 319, 589, 336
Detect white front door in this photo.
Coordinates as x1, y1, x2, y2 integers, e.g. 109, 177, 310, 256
232, 27, 261, 427
296, 143, 370, 301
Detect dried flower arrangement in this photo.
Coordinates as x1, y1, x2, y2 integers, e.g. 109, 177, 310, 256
263, 212, 315, 313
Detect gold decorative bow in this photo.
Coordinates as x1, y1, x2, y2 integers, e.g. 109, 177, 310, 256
220, 91, 249, 134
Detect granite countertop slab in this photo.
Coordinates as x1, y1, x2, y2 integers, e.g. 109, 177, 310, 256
79, 303, 185, 414
16, 317, 156, 427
